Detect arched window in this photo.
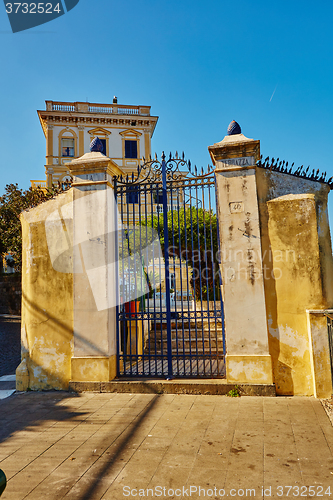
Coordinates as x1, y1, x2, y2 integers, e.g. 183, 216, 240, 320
62, 138, 74, 157
58, 129, 77, 160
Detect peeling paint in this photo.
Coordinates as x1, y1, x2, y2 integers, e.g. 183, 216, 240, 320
18, 190, 74, 391
257, 169, 333, 396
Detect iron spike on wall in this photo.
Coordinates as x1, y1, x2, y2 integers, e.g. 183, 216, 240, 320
257, 156, 332, 187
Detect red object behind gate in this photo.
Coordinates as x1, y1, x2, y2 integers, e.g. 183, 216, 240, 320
125, 301, 139, 317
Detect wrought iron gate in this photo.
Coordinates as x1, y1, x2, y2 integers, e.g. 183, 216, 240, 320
114, 153, 225, 378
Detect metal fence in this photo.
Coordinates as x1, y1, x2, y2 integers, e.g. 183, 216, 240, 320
114, 153, 225, 379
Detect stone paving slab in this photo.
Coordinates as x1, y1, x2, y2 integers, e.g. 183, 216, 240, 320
0, 393, 332, 499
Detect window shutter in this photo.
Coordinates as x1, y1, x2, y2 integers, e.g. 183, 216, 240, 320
125, 140, 137, 159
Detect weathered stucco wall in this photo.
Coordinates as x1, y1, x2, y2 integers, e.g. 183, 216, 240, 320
210, 127, 333, 396
17, 190, 74, 391
215, 167, 273, 384
256, 168, 333, 396
67, 152, 121, 383
209, 134, 274, 385
17, 152, 123, 391
307, 312, 332, 398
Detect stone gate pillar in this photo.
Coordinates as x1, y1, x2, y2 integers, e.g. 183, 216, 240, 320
68, 139, 124, 383
209, 121, 273, 385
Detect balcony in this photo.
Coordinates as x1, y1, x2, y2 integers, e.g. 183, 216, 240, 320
154, 204, 173, 213
45, 101, 150, 116
30, 180, 47, 189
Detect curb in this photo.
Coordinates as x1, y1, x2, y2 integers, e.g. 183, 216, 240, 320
69, 379, 276, 397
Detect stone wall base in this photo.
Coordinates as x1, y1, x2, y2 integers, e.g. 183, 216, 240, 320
71, 355, 117, 382
226, 354, 273, 384
69, 379, 276, 396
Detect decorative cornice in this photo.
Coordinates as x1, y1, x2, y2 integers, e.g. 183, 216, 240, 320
68, 152, 124, 179
87, 127, 112, 135
38, 113, 157, 128
119, 129, 142, 137
208, 134, 260, 165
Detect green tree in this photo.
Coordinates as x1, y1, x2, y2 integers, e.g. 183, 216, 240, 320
0, 183, 67, 272
141, 206, 220, 301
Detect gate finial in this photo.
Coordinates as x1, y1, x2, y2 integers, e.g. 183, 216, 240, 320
227, 120, 241, 135
90, 137, 104, 153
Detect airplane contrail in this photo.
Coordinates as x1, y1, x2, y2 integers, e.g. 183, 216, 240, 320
269, 84, 278, 102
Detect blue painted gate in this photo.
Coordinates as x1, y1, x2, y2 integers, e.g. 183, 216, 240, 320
114, 153, 225, 378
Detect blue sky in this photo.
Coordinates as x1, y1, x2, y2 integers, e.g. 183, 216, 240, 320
1, 0, 333, 226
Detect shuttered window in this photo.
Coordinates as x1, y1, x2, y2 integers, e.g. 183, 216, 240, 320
125, 140, 137, 159
61, 138, 75, 157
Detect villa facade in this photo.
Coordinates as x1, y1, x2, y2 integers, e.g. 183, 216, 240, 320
32, 99, 158, 188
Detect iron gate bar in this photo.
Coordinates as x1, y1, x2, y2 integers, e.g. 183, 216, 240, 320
197, 179, 208, 375
202, 182, 212, 374
182, 183, 194, 375
114, 176, 120, 378
189, 187, 201, 375
215, 173, 226, 357
156, 183, 164, 375
161, 154, 173, 378
169, 184, 179, 372
208, 182, 221, 368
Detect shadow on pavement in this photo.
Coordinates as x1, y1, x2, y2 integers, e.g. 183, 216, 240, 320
0, 391, 85, 445
0, 390, 160, 499
77, 394, 159, 500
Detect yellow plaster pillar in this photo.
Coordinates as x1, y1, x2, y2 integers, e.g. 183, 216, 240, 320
46, 125, 53, 165
17, 190, 74, 391
46, 167, 54, 188
78, 126, 84, 157
307, 310, 332, 399
68, 146, 125, 383
267, 194, 332, 395
144, 130, 151, 159
209, 124, 273, 385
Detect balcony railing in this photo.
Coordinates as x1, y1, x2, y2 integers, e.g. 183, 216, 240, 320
48, 101, 149, 116
88, 106, 114, 114
119, 108, 139, 115
31, 180, 47, 188
154, 204, 173, 213
52, 104, 76, 112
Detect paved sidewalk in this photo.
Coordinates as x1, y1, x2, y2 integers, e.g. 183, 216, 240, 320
0, 392, 332, 499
